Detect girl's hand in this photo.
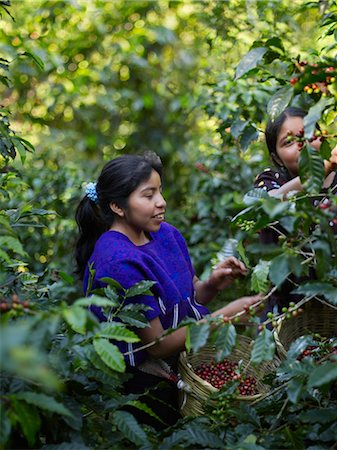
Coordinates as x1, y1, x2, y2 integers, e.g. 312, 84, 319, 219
208, 256, 248, 291
324, 145, 337, 174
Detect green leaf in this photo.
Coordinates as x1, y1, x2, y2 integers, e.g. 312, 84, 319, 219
117, 310, 149, 328
299, 144, 325, 194
189, 322, 210, 353
243, 188, 268, 206
237, 240, 251, 268
93, 338, 125, 372
251, 327, 275, 363
126, 400, 163, 424
0, 402, 11, 446
293, 282, 337, 305
62, 306, 87, 334
251, 260, 271, 293
267, 86, 293, 121
19, 51, 44, 70
308, 361, 337, 388
0, 236, 27, 257
235, 47, 267, 80
240, 125, 259, 151
14, 392, 73, 417
58, 271, 74, 285
304, 96, 334, 138
97, 323, 140, 343
214, 323, 237, 359
286, 376, 305, 404
269, 253, 301, 287
113, 410, 149, 446
104, 286, 120, 304
125, 280, 156, 297
300, 408, 337, 424
99, 277, 123, 290
319, 139, 332, 160
11, 398, 41, 448
74, 295, 118, 308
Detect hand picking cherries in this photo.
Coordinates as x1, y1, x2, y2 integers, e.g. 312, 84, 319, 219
195, 359, 258, 396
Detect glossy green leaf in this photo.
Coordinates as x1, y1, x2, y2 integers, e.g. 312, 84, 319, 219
308, 361, 337, 388
97, 323, 140, 343
293, 282, 337, 305
62, 306, 87, 334
125, 280, 156, 297
11, 399, 41, 448
14, 392, 73, 417
251, 260, 271, 293
267, 86, 293, 121
299, 144, 325, 194
235, 47, 267, 80
251, 327, 275, 363
304, 97, 334, 138
189, 322, 210, 353
214, 323, 237, 360
113, 410, 149, 446
93, 338, 125, 372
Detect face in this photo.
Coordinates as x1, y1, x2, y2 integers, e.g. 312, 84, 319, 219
121, 169, 166, 238
276, 115, 321, 176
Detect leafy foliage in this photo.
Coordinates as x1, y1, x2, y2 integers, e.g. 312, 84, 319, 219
1, 0, 337, 448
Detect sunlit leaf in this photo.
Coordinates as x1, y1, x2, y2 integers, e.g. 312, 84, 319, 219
93, 338, 125, 372
235, 47, 267, 80
251, 327, 275, 363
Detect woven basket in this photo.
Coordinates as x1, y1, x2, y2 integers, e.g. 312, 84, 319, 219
178, 335, 279, 417
274, 298, 337, 359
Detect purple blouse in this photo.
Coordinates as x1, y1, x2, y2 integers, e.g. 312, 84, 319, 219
83, 222, 209, 366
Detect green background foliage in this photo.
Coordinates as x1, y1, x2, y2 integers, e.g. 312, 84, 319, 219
1, 0, 336, 448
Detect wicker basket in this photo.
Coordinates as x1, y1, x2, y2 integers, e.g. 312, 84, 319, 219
274, 298, 337, 359
178, 335, 279, 417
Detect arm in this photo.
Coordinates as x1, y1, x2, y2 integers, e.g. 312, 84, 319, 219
269, 145, 337, 199
137, 293, 262, 359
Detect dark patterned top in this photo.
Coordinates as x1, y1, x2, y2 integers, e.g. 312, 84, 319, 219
253, 168, 337, 319
83, 222, 209, 367
254, 168, 337, 234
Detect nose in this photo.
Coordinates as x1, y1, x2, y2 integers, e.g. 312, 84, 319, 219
156, 192, 166, 208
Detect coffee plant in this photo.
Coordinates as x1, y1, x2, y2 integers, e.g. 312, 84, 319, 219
1, 0, 337, 448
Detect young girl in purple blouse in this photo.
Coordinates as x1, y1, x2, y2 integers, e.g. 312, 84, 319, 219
75, 152, 261, 429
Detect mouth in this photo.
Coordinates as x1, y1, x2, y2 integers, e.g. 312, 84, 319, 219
152, 213, 165, 220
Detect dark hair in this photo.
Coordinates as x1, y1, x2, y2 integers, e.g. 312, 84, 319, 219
75, 152, 163, 279
265, 107, 306, 176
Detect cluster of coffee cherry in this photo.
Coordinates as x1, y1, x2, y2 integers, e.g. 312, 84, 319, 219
285, 128, 325, 148
290, 61, 336, 97
297, 338, 337, 362
0, 293, 30, 313
195, 359, 258, 396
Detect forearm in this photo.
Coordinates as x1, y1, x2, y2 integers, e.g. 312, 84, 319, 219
142, 326, 187, 359
269, 176, 302, 198
194, 277, 219, 305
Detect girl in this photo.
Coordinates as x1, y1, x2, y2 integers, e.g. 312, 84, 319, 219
254, 107, 337, 316
255, 107, 337, 204
75, 152, 261, 429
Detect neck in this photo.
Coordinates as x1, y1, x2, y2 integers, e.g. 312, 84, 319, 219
110, 223, 150, 246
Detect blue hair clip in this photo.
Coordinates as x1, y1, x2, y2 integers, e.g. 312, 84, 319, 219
85, 182, 98, 203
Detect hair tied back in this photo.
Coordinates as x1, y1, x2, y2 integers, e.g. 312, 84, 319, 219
85, 182, 98, 203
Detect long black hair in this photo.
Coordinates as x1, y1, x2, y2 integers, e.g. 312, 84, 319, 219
75, 152, 163, 279
265, 107, 306, 178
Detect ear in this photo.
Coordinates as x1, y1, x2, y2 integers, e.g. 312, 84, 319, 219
109, 202, 125, 217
